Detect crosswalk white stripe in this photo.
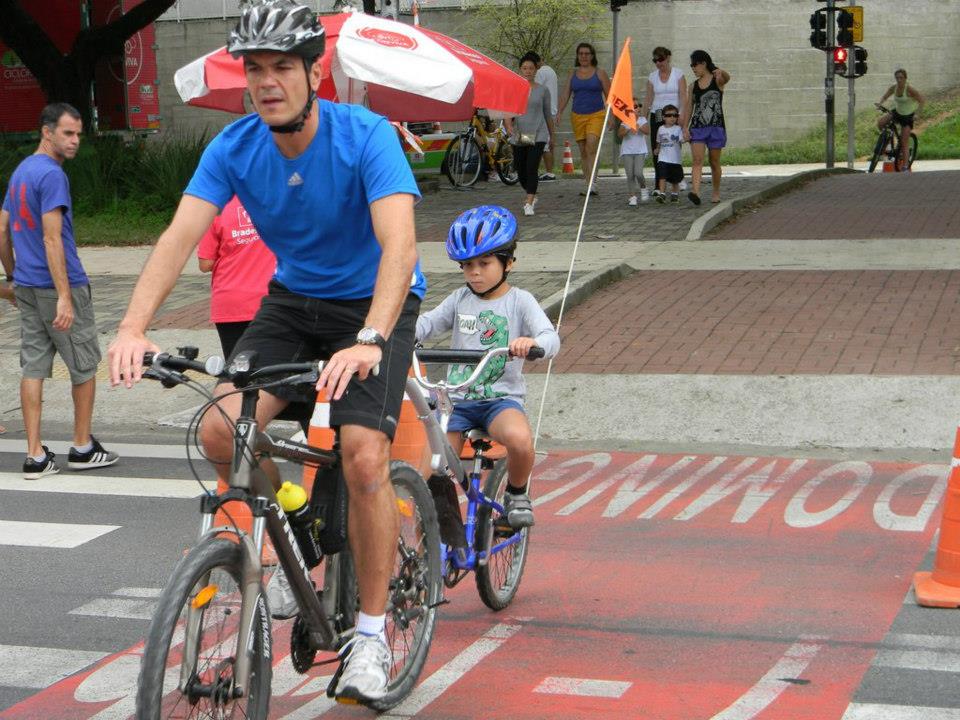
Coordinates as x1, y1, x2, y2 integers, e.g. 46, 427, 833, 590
534, 676, 632, 697
69, 598, 156, 620
842, 703, 960, 719
0, 520, 119, 548
0, 439, 190, 459
0, 644, 107, 688
0, 473, 208, 498
874, 647, 960, 673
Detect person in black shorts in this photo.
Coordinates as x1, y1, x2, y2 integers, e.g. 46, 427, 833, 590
108, 0, 425, 702
877, 68, 924, 172
653, 104, 685, 203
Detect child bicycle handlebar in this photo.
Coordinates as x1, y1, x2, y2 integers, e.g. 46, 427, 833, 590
412, 345, 545, 392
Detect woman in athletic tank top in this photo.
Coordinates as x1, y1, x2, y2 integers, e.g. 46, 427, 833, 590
877, 68, 924, 172
684, 49, 730, 205
556, 42, 610, 195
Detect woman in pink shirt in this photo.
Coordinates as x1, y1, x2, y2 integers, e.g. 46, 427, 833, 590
197, 195, 276, 358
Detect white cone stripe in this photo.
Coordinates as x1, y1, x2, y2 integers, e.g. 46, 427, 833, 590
0, 644, 107, 688
0, 520, 119, 548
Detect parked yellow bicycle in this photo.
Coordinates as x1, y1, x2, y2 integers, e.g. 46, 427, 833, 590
442, 110, 519, 187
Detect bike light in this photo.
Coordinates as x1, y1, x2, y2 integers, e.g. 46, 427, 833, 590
191, 584, 219, 609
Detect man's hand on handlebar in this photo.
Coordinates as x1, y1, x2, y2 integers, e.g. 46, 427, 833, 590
108, 328, 161, 389
317, 343, 382, 401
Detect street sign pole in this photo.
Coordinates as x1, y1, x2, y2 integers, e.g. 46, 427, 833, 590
825, 0, 836, 168
846, 0, 856, 168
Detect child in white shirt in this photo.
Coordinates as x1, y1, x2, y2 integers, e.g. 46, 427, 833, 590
618, 100, 650, 206
653, 103, 684, 204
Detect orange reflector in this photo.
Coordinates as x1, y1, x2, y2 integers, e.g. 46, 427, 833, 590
191, 584, 218, 609
396, 498, 414, 518
337, 697, 360, 705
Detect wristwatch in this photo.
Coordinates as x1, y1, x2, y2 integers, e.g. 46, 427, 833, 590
356, 326, 386, 349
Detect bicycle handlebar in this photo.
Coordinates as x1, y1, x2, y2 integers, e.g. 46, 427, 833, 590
144, 349, 320, 387
412, 345, 545, 392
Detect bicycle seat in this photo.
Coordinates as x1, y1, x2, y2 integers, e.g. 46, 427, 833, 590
460, 430, 507, 460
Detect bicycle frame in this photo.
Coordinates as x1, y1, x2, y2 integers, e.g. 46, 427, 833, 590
181, 386, 345, 696
406, 352, 526, 574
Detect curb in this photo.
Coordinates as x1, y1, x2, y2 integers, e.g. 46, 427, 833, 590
684, 166, 859, 242
540, 263, 634, 322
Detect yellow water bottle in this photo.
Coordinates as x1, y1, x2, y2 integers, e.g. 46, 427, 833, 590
276, 481, 321, 567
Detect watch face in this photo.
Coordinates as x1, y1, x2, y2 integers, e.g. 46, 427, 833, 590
357, 328, 383, 346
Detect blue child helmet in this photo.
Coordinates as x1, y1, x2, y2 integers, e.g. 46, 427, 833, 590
446, 205, 518, 262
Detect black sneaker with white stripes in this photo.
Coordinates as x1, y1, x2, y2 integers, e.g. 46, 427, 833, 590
23, 446, 59, 480
68, 435, 119, 471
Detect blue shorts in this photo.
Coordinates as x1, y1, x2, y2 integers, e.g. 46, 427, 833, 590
447, 398, 525, 433
690, 126, 727, 149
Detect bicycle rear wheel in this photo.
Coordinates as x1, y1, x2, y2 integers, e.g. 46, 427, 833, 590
494, 140, 520, 185
137, 537, 271, 720
444, 134, 482, 187
868, 129, 889, 173
896, 132, 918, 171
365, 461, 442, 711
475, 459, 530, 611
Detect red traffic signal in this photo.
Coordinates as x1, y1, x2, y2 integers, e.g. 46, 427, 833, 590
832, 47, 848, 64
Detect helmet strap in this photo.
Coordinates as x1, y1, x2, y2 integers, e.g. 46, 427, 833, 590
268, 57, 316, 135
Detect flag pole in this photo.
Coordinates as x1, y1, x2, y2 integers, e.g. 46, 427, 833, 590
531, 39, 633, 490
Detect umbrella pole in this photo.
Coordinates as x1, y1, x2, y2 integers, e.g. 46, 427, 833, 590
530, 102, 615, 486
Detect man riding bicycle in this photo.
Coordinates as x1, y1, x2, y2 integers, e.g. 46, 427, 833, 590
107, 0, 425, 704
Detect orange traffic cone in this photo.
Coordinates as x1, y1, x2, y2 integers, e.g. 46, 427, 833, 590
914, 425, 960, 606
561, 140, 575, 174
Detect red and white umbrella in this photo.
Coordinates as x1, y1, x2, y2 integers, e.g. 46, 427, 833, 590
174, 12, 528, 122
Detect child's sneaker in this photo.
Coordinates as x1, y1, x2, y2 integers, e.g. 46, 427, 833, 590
23, 446, 59, 480
670, 193, 680, 204
68, 435, 119, 471
503, 492, 535, 528
628, 195, 638, 206
640, 188, 650, 202
523, 203, 535, 216
680, 179, 688, 191
655, 192, 666, 204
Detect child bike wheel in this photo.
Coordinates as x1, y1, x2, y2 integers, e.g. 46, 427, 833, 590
365, 461, 443, 711
136, 538, 272, 720
475, 458, 530, 611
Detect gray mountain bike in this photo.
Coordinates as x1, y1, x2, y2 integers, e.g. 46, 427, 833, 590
134, 347, 441, 718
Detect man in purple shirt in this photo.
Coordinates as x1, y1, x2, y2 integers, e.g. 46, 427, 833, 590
0, 103, 118, 479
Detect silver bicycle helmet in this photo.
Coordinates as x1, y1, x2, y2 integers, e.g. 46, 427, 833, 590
228, 0, 326, 133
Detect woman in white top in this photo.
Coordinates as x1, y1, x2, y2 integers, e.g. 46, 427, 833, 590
644, 46, 688, 190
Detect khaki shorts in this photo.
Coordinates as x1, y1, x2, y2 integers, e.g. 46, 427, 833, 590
15, 284, 101, 384
571, 110, 606, 142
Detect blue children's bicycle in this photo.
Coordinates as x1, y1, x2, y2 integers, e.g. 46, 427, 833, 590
412, 345, 544, 608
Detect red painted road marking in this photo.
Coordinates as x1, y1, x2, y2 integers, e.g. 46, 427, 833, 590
0, 451, 943, 719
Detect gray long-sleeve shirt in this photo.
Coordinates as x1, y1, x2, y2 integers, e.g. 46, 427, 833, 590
416, 286, 561, 403
511, 83, 553, 145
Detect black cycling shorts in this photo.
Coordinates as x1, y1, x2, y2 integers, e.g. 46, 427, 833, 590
226, 279, 420, 441
892, 110, 914, 128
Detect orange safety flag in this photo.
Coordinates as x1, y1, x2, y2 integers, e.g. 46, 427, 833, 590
607, 38, 637, 131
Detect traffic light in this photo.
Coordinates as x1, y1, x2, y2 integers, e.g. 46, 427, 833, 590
836, 9, 854, 47
610, 0, 629, 10
809, 9, 827, 49
832, 46, 848, 75
852, 46, 868, 77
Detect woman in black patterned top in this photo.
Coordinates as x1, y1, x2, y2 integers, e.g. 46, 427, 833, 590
684, 50, 730, 205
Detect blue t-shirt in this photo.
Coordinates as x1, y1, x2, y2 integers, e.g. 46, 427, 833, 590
184, 101, 426, 300
2, 154, 88, 288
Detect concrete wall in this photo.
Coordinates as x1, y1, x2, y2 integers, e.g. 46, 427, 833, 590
155, 0, 960, 146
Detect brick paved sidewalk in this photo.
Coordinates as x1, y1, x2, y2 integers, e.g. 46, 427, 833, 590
710, 170, 960, 240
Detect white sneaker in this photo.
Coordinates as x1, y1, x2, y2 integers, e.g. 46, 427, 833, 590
334, 633, 391, 703
628, 195, 637, 206
523, 203, 535, 216
640, 188, 650, 202
266, 565, 298, 619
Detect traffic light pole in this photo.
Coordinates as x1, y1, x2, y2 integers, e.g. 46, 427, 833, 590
846, 0, 856, 168
824, 0, 836, 168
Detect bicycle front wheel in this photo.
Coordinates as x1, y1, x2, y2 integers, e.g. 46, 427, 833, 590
137, 538, 272, 720
896, 132, 918, 171
444, 134, 482, 187
366, 461, 442, 711
868, 130, 888, 173
495, 140, 520, 185
475, 458, 530, 611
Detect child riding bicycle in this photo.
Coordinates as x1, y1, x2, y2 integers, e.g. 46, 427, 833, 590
416, 205, 560, 529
